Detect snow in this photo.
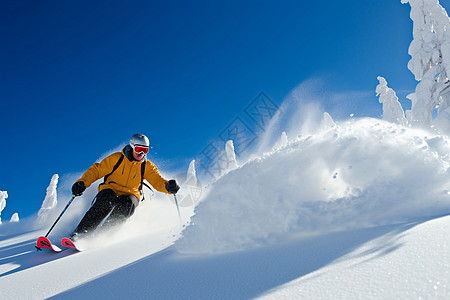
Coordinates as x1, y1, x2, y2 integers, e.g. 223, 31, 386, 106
273, 131, 289, 150
376, 76, 408, 126
177, 118, 450, 255
186, 160, 198, 186
37, 174, 59, 224
2, 1, 450, 299
259, 216, 450, 299
0, 190, 7, 224
0, 191, 19, 224
401, 0, 450, 129
321, 112, 336, 129
9, 213, 19, 223
225, 140, 239, 171
1, 116, 449, 299
0, 193, 191, 299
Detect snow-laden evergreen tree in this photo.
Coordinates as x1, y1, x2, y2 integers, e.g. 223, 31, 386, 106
273, 131, 289, 150
376, 76, 408, 126
402, 0, 450, 128
275, 132, 288, 149
37, 174, 58, 223
171, 160, 200, 208
321, 112, 336, 129
185, 160, 198, 187
10, 213, 19, 223
225, 140, 238, 171
0, 190, 7, 224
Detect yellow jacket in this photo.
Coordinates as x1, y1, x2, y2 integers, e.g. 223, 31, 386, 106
77, 146, 169, 200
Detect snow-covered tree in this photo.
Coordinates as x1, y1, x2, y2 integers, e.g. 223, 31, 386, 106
37, 174, 59, 223
402, 0, 450, 127
225, 140, 238, 171
280, 131, 288, 147
274, 132, 288, 149
321, 112, 336, 129
10, 213, 19, 223
0, 190, 7, 224
376, 76, 408, 126
170, 160, 201, 208
185, 160, 198, 187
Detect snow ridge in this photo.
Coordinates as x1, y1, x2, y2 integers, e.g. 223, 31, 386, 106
178, 118, 450, 254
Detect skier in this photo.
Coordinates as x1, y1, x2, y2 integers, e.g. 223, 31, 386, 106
69, 133, 180, 240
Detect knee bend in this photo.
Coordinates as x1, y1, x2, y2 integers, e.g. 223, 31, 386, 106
95, 189, 117, 210
116, 194, 138, 216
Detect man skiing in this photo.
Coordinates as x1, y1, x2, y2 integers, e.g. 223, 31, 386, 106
69, 133, 180, 240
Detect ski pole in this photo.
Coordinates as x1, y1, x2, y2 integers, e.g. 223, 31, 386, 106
43, 195, 76, 238
173, 194, 182, 224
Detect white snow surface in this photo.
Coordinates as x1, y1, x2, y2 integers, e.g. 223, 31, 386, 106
178, 118, 450, 255
1, 117, 450, 299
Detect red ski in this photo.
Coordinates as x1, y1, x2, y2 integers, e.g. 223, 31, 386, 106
36, 236, 62, 252
61, 238, 81, 251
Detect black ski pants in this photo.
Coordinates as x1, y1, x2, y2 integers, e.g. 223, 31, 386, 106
73, 189, 139, 235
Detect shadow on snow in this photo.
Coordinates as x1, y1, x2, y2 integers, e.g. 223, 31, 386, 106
0, 235, 77, 278
51, 221, 424, 299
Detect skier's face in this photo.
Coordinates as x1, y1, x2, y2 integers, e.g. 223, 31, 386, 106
132, 149, 146, 161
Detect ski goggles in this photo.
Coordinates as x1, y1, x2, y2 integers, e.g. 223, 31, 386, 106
132, 145, 149, 154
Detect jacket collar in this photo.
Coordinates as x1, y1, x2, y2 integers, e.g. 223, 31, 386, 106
123, 145, 134, 161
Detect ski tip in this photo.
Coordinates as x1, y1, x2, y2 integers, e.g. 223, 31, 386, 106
36, 236, 62, 252
61, 238, 81, 251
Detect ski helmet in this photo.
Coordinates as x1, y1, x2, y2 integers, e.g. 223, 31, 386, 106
130, 134, 150, 148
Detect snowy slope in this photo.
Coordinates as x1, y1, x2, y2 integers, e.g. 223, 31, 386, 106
1, 117, 450, 299
259, 216, 450, 299
0, 196, 189, 299
179, 118, 450, 255
52, 216, 450, 299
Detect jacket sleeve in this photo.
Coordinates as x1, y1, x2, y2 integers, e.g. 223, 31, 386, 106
77, 153, 121, 188
144, 160, 169, 194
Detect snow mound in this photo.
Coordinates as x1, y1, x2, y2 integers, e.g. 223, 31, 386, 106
177, 118, 450, 254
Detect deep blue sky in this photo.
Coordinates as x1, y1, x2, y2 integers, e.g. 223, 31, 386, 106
1, 0, 448, 220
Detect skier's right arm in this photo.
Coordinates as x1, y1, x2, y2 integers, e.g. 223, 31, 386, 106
74, 153, 121, 192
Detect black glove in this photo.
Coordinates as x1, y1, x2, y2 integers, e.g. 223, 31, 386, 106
72, 181, 86, 196
165, 179, 180, 194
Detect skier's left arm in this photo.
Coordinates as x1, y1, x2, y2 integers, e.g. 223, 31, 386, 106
145, 161, 179, 194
